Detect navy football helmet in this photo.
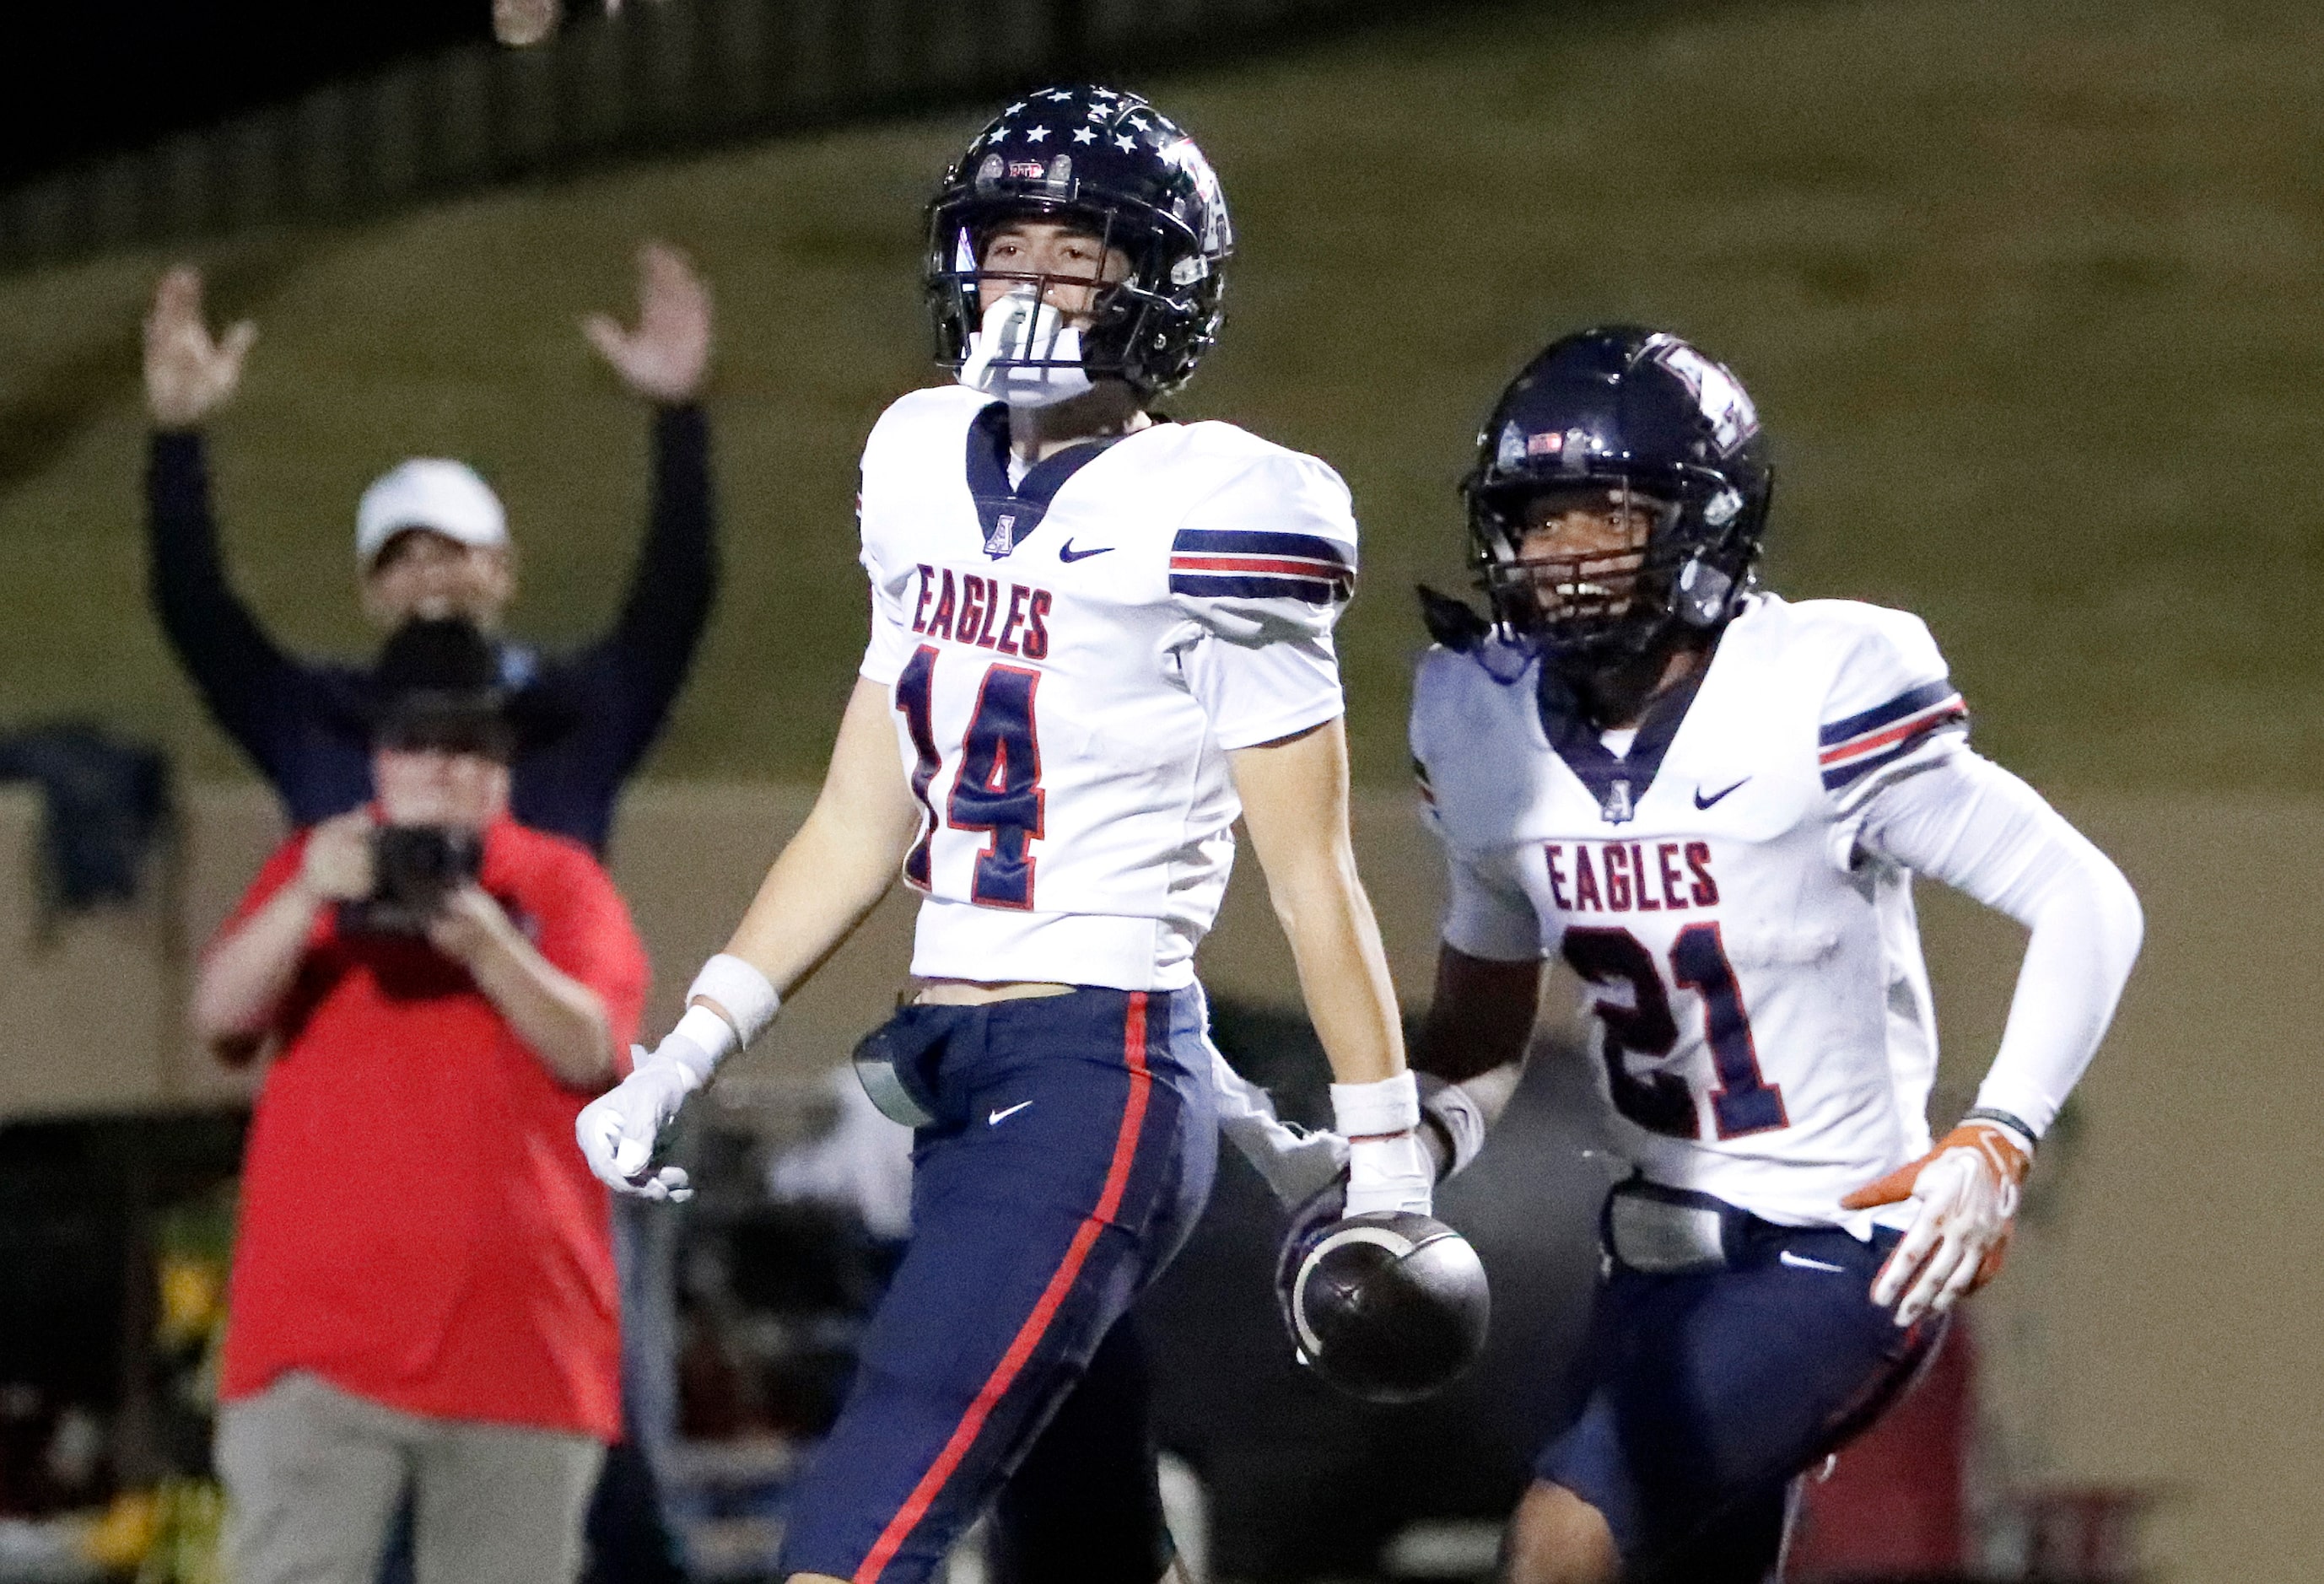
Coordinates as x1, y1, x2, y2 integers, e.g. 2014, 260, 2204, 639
925, 84, 1232, 398
1460, 326, 1772, 667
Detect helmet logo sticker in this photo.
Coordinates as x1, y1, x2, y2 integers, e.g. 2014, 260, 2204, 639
1162, 137, 1231, 255
1647, 335, 1759, 455
1525, 432, 1563, 457
1007, 160, 1048, 180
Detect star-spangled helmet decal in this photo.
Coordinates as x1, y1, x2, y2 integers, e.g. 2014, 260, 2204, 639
925, 83, 1233, 399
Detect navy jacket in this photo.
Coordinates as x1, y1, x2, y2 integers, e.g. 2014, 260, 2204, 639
146, 406, 715, 854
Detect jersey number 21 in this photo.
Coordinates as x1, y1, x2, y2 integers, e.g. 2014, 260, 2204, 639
1562, 924, 1790, 1140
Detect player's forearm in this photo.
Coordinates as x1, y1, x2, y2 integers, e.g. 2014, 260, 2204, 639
1976, 841, 2141, 1134
1232, 720, 1406, 1085
192, 884, 322, 1048
1275, 860, 1407, 1086
1858, 750, 2143, 1136
717, 676, 919, 999
721, 805, 909, 994
1415, 944, 1542, 1083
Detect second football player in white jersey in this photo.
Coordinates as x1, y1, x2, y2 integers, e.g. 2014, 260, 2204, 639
575, 85, 1434, 1584
1403, 328, 2142, 1582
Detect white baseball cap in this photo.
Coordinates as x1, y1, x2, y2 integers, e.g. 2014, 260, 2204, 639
355, 459, 509, 569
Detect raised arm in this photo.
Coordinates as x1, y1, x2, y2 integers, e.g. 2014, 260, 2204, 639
143, 267, 319, 787
566, 243, 719, 778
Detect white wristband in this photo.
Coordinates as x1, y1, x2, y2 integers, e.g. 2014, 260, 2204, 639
1330, 1070, 1420, 1140
686, 953, 781, 1048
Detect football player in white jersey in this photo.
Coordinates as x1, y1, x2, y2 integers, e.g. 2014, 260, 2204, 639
573, 85, 1433, 1584
1401, 328, 2143, 1582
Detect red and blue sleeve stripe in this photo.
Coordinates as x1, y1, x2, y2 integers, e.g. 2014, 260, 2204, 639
1168, 528, 1355, 606
1819, 679, 1967, 791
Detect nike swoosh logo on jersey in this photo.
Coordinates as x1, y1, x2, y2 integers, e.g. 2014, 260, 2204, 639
989, 1101, 1034, 1126
1694, 777, 1750, 810
1058, 540, 1113, 562
1778, 1250, 1847, 1274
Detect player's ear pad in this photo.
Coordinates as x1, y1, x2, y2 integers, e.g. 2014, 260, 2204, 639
1276, 1210, 1491, 1404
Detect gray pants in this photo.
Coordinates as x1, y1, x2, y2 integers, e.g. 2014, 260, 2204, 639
216, 1373, 606, 1584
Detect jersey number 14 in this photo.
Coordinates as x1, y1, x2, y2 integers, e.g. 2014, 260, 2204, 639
1562, 924, 1790, 1140
896, 647, 1045, 909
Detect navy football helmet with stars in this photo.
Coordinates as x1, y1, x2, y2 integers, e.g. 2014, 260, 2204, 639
1455, 326, 1773, 670
925, 84, 1233, 399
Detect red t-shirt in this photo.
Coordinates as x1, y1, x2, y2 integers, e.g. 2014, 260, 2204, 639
215, 817, 648, 1441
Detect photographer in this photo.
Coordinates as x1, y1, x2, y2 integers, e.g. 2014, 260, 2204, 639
143, 242, 715, 854
148, 248, 707, 1581
195, 618, 647, 1584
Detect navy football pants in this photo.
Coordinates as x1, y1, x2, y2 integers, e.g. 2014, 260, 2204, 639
779, 987, 1216, 1584
1538, 1214, 1946, 1583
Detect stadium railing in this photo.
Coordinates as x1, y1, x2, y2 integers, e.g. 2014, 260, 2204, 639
0, 0, 1404, 273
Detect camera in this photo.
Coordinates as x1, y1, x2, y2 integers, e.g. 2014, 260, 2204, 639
338, 824, 483, 936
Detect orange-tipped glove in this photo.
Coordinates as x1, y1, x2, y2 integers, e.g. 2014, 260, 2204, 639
1841, 1116, 2033, 1328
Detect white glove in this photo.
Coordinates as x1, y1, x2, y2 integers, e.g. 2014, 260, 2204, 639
575, 1029, 716, 1201
1334, 1073, 1433, 1218
1212, 1048, 1350, 1206
1843, 1118, 2032, 1327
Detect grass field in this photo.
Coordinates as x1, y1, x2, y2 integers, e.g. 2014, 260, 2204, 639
0, 0, 2319, 792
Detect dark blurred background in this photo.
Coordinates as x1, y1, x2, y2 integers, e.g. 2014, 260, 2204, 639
5, 3, 491, 187
0, 0, 2315, 1579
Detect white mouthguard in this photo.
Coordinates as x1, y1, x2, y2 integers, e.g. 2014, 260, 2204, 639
958, 288, 1095, 408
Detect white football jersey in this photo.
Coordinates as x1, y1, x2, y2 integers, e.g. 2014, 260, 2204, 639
1410, 594, 1972, 1231
857, 385, 1356, 991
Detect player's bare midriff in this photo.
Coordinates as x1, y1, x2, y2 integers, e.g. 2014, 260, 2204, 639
912, 979, 1076, 1005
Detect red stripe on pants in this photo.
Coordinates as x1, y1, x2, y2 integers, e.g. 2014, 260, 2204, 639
852, 992, 1155, 1583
